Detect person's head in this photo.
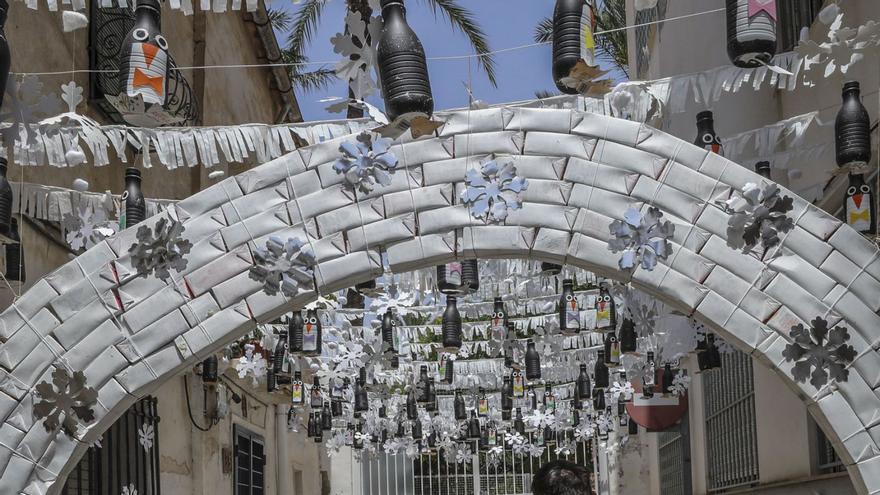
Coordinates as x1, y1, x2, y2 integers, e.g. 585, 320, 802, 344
531, 459, 592, 495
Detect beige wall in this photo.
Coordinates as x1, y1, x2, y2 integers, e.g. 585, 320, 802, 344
154, 370, 326, 495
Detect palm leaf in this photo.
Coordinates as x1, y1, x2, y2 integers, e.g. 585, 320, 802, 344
417, 0, 498, 87
534, 16, 554, 44
286, 0, 327, 63
267, 7, 293, 33
594, 0, 629, 79
291, 68, 338, 93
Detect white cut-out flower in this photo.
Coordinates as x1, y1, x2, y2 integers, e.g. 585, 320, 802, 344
138, 424, 154, 452
670, 374, 691, 398
782, 317, 855, 388
334, 132, 398, 193
236, 344, 268, 386
331, 11, 382, 101
609, 381, 635, 402
608, 207, 674, 271
249, 236, 316, 297
128, 217, 192, 281
63, 202, 118, 251
461, 159, 529, 223
722, 182, 794, 254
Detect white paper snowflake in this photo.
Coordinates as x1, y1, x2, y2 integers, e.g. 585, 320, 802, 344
782, 317, 856, 388
609, 381, 635, 402
367, 284, 418, 316
63, 202, 118, 251
331, 11, 382, 101
527, 409, 555, 429
461, 159, 529, 223
138, 423, 154, 452
0, 75, 63, 146
670, 374, 691, 398
608, 207, 674, 271
249, 236, 316, 297
34, 368, 98, 437
333, 132, 398, 194
455, 443, 473, 464
555, 439, 577, 456
796, 6, 880, 79
528, 442, 546, 458
236, 344, 268, 386
722, 182, 794, 254
574, 423, 593, 441
128, 216, 192, 281
595, 414, 615, 434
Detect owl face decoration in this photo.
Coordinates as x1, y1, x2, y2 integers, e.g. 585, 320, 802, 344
303, 309, 321, 353
122, 0, 170, 106
594, 286, 616, 330
846, 174, 875, 234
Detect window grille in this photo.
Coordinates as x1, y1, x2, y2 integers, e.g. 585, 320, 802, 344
88, 2, 199, 125
61, 396, 161, 495
657, 422, 691, 495
234, 426, 265, 495
816, 423, 845, 474
703, 350, 759, 492
777, 0, 825, 52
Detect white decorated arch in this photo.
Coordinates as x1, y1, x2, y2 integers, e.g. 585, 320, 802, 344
1, 107, 880, 495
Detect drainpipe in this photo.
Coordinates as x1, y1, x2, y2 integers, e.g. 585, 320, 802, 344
247, 0, 303, 123
276, 404, 293, 494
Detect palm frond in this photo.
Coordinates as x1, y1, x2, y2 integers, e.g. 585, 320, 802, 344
534, 89, 560, 99
291, 68, 338, 92
267, 7, 293, 33
594, 0, 629, 79
534, 16, 554, 44
419, 0, 499, 87
286, 0, 327, 61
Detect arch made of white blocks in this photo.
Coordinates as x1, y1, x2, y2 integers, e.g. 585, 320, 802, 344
1, 108, 880, 495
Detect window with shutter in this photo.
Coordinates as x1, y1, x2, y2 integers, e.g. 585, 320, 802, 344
234, 426, 266, 495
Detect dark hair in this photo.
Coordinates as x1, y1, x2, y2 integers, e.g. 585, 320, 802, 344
531, 460, 592, 495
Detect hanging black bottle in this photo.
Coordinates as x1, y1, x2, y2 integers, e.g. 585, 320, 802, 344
406, 388, 418, 420
617, 398, 628, 427
119, 0, 171, 107
411, 418, 422, 440
529, 386, 538, 411
306, 412, 317, 438
836, 81, 872, 167
418, 365, 430, 403
273, 331, 291, 384
5, 218, 23, 283
353, 423, 364, 449
478, 388, 489, 417
354, 374, 369, 412
551, 0, 588, 94
594, 284, 616, 331
0, 0, 10, 113
376, 0, 434, 122
331, 381, 344, 417
593, 389, 606, 411
594, 350, 609, 389
543, 384, 556, 413
619, 318, 638, 355
442, 296, 462, 350
559, 279, 579, 334
122, 167, 146, 230
514, 408, 526, 435
662, 363, 675, 396
525, 339, 541, 380
467, 411, 481, 440
437, 261, 465, 294
695, 111, 724, 156
501, 375, 513, 418
754, 161, 772, 180
0, 158, 11, 237
726, 0, 777, 68
604, 332, 621, 366
291, 371, 304, 406
642, 351, 656, 398
453, 391, 467, 420
302, 309, 322, 356
439, 353, 455, 384
490, 297, 508, 341
628, 417, 639, 435
512, 370, 525, 398
381, 310, 399, 368
289, 311, 304, 352
266, 358, 276, 393
322, 403, 332, 430
425, 377, 437, 412
707, 334, 723, 370
310, 376, 323, 409
201, 355, 218, 384
504, 322, 516, 368
845, 173, 875, 234
576, 364, 591, 401
461, 259, 479, 293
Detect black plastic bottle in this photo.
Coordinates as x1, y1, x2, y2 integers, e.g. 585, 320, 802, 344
491, 297, 508, 340
461, 259, 479, 293
303, 309, 322, 356
594, 350, 609, 389
291, 371, 304, 406
619, 318, 638, 355
454, 392, 466, 420
123, 167, 146, 229
289, 311, 304, 352
514, 408, 526, 434
418, 365, 430, 403
559, 279, 579, 333
836, 81, 872, 167
707, 334, 723, 370
0, 158, 11, 236
525, 339, 541, 380
406, 389, 418, 420
442, 296, 462, 349
322, 403, 332, 430
119, 0, 170, 106
642, 351, 656, 398
604, 332, 621, 366
437, 262, 464, 294
5, 218, 23, 283
501, 376, 513, 419
754, 161, 772, 180
310, 376, 323, 409
695, 111, 724, 156
552, 0, 588, 94
376, 0, 434, 122
273, 331, 291, 384
662, 363, 674, 396
266, 359, 276, 393
726, 0, 777, 68
382, 310, 399, 368
576, 363, 591, 400
425, 377, 437, 412
354, 374, 369, 412
846, 173, 876, 235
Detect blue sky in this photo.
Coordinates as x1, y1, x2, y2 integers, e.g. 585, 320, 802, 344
278, 0, 579, 122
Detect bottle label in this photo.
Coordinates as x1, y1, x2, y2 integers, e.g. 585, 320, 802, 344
303, 325, 317, 352
565, 300, 580, 329
513, 376, 525, 397
445, 262, 462, 286
310, 387, 322, 407
491, 320, 506, 340
546, 396, 556, 413
438, 354, 448, 379
610, 344, 621, 364
118, 211, 126, 230
291, 382, 304, 404
478, 398, 489, 416
596, 302, 611, 329
281, 349, 291, 373
488, 429, 497, 446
